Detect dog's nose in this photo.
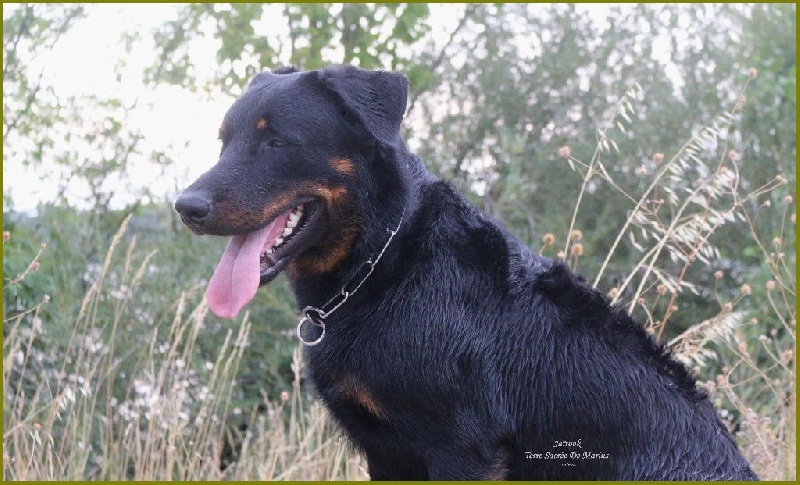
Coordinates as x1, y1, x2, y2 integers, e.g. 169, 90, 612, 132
174, 193, 212, 223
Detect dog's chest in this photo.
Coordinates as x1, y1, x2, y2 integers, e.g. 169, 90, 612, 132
301, 320, 411, 425
328, 373, 388, 422
305, 350, 396, 433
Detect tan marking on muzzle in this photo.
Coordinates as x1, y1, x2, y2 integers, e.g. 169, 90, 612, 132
257, 192, 303, 223
307, 183, 348, 208
213, 183, 348, 233
213, 191, 299, 233
290, 228, 358, 275
214, 183, 357, 272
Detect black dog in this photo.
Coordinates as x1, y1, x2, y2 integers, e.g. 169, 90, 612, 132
175, 66, 758, 480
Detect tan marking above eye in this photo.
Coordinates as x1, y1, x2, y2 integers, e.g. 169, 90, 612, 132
256, 118, 267, 130
330, 157, 356, 175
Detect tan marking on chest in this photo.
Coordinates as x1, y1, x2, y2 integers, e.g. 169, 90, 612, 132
338, 376, 388, 422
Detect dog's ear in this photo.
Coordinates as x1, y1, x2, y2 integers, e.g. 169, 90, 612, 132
248, 72, 273, 90
318, 66, 408, 146
272, 65, 299, 75
248, 66, 299, 90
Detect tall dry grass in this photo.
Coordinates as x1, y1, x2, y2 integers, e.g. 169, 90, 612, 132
2, 217, 367, 480
544, 69, 795, 480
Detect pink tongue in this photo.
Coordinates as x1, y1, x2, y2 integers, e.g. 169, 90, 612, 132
207, 213, 290, 318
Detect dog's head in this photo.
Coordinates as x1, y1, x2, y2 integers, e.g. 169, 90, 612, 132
174, 66, 408, 318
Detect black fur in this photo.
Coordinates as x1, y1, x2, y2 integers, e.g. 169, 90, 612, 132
175, 66, 758, 481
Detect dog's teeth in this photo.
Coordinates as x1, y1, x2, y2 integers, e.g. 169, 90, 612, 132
282, 227, 293, 237
275, 237, 284, 246
288, 212, 301, 226
267, 247, 274, 255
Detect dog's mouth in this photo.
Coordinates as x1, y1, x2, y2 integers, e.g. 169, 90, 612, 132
206, 200, 322, 319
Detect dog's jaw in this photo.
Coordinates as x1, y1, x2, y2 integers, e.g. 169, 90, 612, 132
206, 201, 323, 319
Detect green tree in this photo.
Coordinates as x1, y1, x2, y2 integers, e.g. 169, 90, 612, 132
3, 3, 85, 210
147, 3, 431, 93
2, 3, 85, 142
411, 3, 794, 333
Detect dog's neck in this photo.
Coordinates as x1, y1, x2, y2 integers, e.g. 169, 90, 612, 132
290, 144, 427, 311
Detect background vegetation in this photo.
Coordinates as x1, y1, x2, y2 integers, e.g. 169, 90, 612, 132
3, 3, 795, 480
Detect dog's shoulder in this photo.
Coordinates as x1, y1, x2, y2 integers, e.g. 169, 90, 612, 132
406, 176, 705, 402
530, 252, 707, 402
403, 178, 553, 293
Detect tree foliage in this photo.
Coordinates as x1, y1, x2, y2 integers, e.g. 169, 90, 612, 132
3, 3, 85, 143
146, 3, 431, 93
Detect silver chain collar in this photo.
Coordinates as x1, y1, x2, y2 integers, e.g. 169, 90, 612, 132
296, 208, 405, 346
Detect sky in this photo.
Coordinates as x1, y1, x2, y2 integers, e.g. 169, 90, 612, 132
3, 3, 231, 212
2, 3, 460, 212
